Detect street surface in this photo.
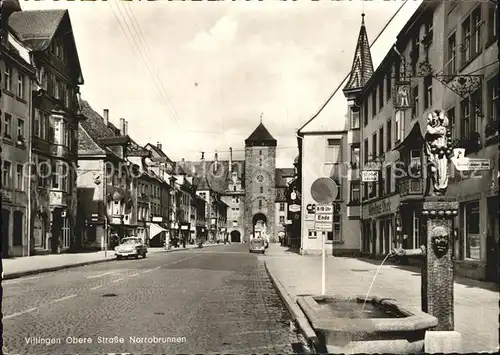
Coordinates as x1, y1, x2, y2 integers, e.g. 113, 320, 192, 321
2, 244, 307, 354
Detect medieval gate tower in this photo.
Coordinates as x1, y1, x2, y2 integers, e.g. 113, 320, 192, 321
244, 123, 277, 242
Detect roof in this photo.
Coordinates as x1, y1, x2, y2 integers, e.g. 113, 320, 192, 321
245, 123, 277, 147
78, 100, 121, 159
275, 168, 295, 187
9, 9, 84, 84
176, 160, 246, 194
343, 14, 374, 94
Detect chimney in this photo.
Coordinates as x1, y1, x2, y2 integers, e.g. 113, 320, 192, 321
120, 118, 126, 135
124, 120, 129, 135
103, 109, 109, 126
157, 141, 162, 151
201, 152, 205, 160
229, 147, 232, 173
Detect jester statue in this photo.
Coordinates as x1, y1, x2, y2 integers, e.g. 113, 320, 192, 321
424, 109, 454, 196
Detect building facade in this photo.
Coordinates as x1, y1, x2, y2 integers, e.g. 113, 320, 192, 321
275, 168, 295, 243
295, 16, 368, 256
8, 9, 85, 254
356, 0, 498, 282
1, 4, 36, 257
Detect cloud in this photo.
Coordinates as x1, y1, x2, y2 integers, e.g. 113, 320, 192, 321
187, 16, 238, 51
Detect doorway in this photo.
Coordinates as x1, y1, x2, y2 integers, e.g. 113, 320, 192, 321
486, 197, 499, 283
230, 230, 241, 243
2, 209, 10, 257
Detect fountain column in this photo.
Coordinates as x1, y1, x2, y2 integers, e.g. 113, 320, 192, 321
420, 197, 458, 331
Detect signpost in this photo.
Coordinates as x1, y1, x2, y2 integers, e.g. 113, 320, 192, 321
310, 177, 338, 296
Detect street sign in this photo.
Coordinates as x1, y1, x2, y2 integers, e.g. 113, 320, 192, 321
453, 158, 491, 171
310, 177, 338, 204
315, 222, 332, 231
315, 205, 333, 214
289, 204, 301, 212
362, 170, 379, 182
315, 214, 333, 223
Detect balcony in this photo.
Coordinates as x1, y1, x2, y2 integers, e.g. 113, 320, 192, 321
49, 190, 68, 207
32, 139, 75, 160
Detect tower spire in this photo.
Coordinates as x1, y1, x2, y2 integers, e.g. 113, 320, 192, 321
343, 13, 374, 95
260, 113, 263, 124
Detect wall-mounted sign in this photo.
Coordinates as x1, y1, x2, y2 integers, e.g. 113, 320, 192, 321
394, 81, 412, 109
315, 222, 332, 232
181, 226, 189, 230
452, 158, 491, 171
362, 171, 379, 182
289, 204, 301, 212
315, 205, 333, 214
315, 214, 333, 223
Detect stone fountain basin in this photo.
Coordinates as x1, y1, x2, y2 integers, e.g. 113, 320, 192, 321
297, 295, 438, 354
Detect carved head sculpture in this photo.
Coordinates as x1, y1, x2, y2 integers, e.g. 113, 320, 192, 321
429, 225, 450, 258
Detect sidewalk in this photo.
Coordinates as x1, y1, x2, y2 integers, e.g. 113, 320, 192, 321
2, 242, 226, 280
264, 245, 499, 353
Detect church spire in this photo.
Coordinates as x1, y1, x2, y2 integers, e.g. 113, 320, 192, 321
343, 13, 374, 95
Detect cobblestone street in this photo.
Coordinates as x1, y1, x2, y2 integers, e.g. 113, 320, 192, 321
2, 245, 306, 354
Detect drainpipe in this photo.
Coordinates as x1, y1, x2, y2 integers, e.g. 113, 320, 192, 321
295, 130, 304, 254
27, 74, 33, 257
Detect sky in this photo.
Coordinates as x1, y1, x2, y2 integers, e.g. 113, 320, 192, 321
21, 0, 422, 168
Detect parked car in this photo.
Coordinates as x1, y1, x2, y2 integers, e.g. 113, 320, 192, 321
115, 237, 147, 259
249, 238, 266, 254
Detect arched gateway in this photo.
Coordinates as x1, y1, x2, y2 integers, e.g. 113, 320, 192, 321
230, 230, 241, 243
252, 213, 267, 239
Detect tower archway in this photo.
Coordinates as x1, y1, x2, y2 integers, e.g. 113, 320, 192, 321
230, 230, 241, 243
252, 213, 267, 239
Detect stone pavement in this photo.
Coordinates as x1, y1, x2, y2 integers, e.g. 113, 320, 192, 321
2, 242, 227, 280
263, 244, 499, 353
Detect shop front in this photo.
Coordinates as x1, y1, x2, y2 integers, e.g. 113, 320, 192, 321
179, 222, 190, 247
361, 194, 400, 258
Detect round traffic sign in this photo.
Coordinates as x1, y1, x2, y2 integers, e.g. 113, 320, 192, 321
310, 177, 338, 204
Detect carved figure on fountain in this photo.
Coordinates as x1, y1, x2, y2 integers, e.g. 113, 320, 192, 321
429, 225, 450, 258
424, 110, 454, 196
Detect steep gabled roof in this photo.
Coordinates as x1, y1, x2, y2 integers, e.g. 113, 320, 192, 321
9, 9, 84, 84
343, 14, 374, 94
245, 123, 277, 147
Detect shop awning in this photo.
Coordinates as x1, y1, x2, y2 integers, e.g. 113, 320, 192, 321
149, 223, 167, 238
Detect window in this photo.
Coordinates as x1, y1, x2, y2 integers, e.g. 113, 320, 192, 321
487, 2, 497, 44
308, 230, 317, 239
34, 110, 41, 137
461, 18, 471, 64
363, 98, 369, 125
326, 139, 341, 163
61, 164, 68, 192
371, 133, 377, 160
61, 217, 70, 249
350, 145, 360, 168
386, 120, 392, 149
279, 216, 285, 224
410, 149, 422, 178
350, 106, 360, 129
258, 200, 262, 209
471, 88, 483, 134
16, 164, 24, 190
371, 90, 377, 116
447, 107, 456, 140
385, 165, 391, 194
363, 139, 369, 164
464, 201, 480, 260
232, 221, 238, 228
350, 181, 360, 203
279, 203, 285, 212
486, 77, 499, 137
17, 74, 24, 99
4, 113, 12, 138
424, 75, 432, 108
379, 127, 384, 154
17, 118, 24, 140
395, 110, 405, 142
52, 162, 59, 189
412, 86, 419, 118
332, 214, 341, 242
460, 97, 471, 137
472, 7, 482, 55
4, 66, 12, 91
2, 160, 12, 188
38, 159, 48, 187
447, 33, 457, 75
386, 71, 392, 101
260, 186, 263, 194
378, 82, 384, 110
